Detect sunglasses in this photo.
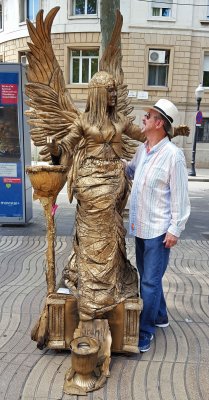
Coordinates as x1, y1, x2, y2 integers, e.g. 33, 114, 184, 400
144, 112, 162, 120
144, 112, 151, 119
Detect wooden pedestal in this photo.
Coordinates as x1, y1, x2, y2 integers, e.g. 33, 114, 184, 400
45, 294, 143, 353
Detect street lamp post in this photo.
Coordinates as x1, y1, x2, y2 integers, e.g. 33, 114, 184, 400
189, 83, 204, 176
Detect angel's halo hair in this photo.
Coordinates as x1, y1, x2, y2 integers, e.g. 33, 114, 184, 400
88, 70, 115, 88
85, 71, 118, 129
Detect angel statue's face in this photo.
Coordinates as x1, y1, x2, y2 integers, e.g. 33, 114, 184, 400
107, 85, 117, 107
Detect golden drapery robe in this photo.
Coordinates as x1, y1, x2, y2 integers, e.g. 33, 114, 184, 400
56, 113, 141, 320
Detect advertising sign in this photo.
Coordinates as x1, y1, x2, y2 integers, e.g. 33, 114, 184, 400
0, 72, 23, 219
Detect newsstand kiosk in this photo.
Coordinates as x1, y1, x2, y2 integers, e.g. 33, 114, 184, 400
0, 63, 32, 224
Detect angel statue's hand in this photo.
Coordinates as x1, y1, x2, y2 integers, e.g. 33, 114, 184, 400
173, 125, 190, 138
46, 137, 61, 157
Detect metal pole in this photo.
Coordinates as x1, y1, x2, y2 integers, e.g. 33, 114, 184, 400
188, 97, 201, 176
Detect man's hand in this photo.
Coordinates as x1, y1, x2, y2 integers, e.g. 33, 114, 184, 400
46, 137, 60, 156
163, 232, 178, 248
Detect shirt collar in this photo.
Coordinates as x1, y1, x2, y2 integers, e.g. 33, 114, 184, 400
145, 136, 169, 154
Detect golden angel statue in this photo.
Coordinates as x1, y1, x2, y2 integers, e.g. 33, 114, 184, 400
25, 7, 190, 393
25, 7, 189, 325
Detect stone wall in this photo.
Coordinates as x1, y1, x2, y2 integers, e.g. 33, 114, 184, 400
1, 31, 209, 166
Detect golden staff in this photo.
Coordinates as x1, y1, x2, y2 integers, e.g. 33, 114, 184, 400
26, 164, 68, 346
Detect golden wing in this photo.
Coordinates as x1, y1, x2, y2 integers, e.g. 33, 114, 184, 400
99, 10, 139, 160
99, 10, 190, 157
25, 7, 80, 161
99, 10, 134, 120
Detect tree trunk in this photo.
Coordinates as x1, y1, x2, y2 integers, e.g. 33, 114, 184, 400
100, 0, 120, 53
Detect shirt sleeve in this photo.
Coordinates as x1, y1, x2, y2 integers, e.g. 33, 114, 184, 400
168, 152, 191, 237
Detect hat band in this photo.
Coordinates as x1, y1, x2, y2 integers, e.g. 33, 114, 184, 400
153, 106, 173, 124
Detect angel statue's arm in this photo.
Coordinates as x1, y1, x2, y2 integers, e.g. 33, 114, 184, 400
46, 117, 84, 166
124, 121, 190, 142
124, 121, 145, 142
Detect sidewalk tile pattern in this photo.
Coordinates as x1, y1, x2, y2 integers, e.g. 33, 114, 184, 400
0, 236, 208, 400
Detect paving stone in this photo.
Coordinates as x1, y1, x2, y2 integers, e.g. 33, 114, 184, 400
0, 197, 209, 400
172, 362, 189, 400
157, 362, 175, 400
4, 364, 31, 400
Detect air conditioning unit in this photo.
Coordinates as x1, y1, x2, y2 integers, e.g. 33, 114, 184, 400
149, 50, 166, 64
20, 55, 28, 65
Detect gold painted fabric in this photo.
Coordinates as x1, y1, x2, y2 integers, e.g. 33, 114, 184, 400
63, 158, 138, 320
60, 115, 140, 320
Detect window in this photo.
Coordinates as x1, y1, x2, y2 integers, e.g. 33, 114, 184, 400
207, 0, 209, 18
0, 1, 3, 30
151, 0, 173, 17
72, 0, 97, 15
19, 0, 39, 22
18, 51, 28, 65
148, 49, 170, 87
203, 53, 209, 87
197, 119, 209, 143
70, 49, 99, 84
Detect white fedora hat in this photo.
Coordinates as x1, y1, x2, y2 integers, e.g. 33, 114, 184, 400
144, 99, 179, 137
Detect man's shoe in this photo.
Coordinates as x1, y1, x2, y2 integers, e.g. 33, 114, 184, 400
139, 332, 153, 352
155, 316, 169, 328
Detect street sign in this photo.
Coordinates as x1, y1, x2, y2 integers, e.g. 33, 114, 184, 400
196, 111, 203, 126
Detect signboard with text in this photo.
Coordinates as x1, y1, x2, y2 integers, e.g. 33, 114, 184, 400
0, 72, 23, 219
0, 83, 18, 104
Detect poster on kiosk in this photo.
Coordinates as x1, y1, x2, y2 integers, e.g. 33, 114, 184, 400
0, 64, 32, 224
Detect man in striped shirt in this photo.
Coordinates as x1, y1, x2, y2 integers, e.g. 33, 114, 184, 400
125, 99, 190, 352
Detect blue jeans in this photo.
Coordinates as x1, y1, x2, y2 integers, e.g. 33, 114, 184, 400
135, 233, 170, 334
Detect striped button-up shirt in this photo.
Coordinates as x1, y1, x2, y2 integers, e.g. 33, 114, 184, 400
126, 137, 190, 239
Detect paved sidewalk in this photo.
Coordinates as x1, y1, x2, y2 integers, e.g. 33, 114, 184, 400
188, 168, 209, 182
0, 168, 209, 399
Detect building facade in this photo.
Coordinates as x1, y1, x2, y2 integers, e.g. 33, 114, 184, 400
1, 0, 209, 166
